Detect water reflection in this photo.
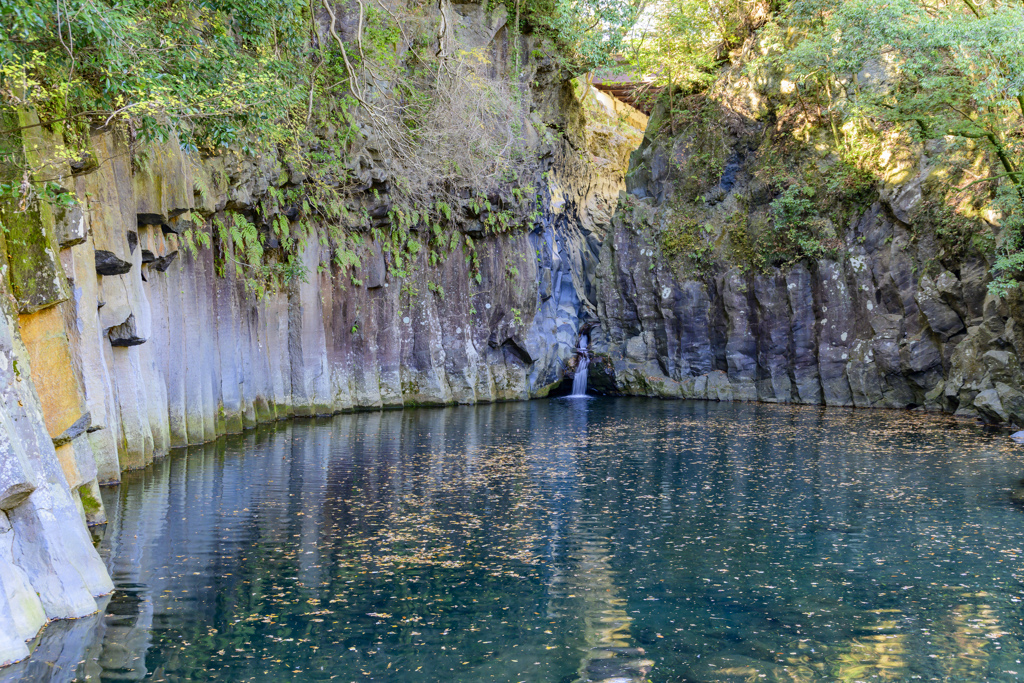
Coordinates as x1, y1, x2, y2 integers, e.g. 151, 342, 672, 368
0, 596, 109, 683
18, 398, 1024, 682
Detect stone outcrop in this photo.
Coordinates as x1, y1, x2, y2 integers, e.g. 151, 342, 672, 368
0, 3, 647, 664
589, 78, 1024, 428
0, 111, 114, 668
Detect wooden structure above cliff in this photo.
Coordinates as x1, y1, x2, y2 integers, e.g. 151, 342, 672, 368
591, 69, 661, 115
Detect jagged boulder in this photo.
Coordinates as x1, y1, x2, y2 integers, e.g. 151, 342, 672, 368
94, 250, 132, 276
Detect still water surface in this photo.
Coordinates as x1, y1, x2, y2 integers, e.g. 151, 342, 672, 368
10, 399, 1024, 682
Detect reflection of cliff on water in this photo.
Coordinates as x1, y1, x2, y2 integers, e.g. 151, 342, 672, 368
0, 596, 109, 683
563, 531, 652, 683
66, 407, 613, 682
540, 398, 653, 683
17, 399, 1024, 682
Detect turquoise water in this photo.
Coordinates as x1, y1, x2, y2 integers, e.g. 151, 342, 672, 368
12, 399, 1024, 682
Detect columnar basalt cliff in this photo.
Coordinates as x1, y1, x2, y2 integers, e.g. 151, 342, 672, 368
0, 2, 645, 664
589, 61, 1024, 428
12, 1, 1024, 668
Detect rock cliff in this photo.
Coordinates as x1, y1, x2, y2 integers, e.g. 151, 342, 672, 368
589, 62, 1024, 428
14, 4, 1024, 667
0, 2, 645, 664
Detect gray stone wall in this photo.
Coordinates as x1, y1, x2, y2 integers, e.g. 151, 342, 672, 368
590, 95, 1024, 428
0, 4, 648, 659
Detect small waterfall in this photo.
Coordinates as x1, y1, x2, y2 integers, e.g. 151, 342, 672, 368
571, 335, 589, 397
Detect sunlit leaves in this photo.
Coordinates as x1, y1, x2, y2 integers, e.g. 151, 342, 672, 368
627, 0, 762, 90
544, 0, 645, 74
779, 0, 1024, 291
0, 0, 309, 152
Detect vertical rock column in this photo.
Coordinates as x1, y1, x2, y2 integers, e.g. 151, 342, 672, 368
0, 109, 113, 665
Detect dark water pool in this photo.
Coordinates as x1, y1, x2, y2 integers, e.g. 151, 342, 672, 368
10, 399, 1024, 682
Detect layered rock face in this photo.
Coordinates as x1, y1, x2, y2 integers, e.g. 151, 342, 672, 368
0, 302, 114, 665
67, 137, 550, 475
0, 3, 646, 663
590, 86, 1024, 427
54, 84, 641, 482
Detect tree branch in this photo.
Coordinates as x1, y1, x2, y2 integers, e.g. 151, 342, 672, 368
306, 61, 323, 124
321, 0, 369, 107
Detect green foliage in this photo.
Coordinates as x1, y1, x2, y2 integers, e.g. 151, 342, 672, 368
775, 0, 1024, 289
545, 0, 644, 74
1, 0, 554, 298
909, 194, 992, 263
626, 0, 766, 91
631, 0, 1024, 290
0, 0, 309, 153
399, 280, 418, 298
360, 6, 401, 70
0, 179, 76, 222
989, 185, 1024, 296
764, 185, 839, 265
659, 211, 714, 274
207, 213, 308, 298
782, 0, 1024, 154
181, 224, 212, 257
497, 0, 641, 75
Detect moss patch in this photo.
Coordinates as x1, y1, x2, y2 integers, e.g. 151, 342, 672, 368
79, 487, 102, 516
0, 109, 70, 312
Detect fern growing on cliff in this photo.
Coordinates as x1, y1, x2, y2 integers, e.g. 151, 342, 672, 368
0, 0, 645, 300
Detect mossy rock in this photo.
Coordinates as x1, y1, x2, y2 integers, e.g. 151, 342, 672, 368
0, 109, 70, 312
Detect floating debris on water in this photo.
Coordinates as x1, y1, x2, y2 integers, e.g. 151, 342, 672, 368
13, 399, 1024, 683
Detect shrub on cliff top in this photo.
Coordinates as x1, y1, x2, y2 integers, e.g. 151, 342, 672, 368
624, 0, 1024, 292
0, 0, 308, 153
777, 0, 1024, 292
0, 0, 554, 296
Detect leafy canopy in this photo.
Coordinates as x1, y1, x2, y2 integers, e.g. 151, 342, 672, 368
624, 0, 1024, 291
544, 0, 645, 73
626, 0, 769, 90
0, 0, 310, 152
779, 0, 1024, 291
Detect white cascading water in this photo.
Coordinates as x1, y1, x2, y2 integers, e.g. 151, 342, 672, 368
571, 335, 589, 397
